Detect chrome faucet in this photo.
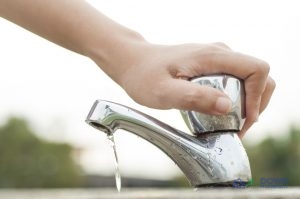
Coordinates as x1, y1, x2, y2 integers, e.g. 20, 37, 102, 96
85, 75, 251, 187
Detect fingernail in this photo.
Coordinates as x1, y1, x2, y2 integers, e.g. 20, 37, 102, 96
215, 97, 232, 113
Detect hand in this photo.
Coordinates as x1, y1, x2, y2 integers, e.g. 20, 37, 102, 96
109, 42, 275, 138
0, 0, 274, 138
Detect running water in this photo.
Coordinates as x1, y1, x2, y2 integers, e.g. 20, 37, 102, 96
107, 134, 121, 192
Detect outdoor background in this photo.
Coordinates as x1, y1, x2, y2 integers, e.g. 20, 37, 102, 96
0, 0, 299, 187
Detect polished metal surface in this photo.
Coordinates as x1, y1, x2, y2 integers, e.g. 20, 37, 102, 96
181, 75, 245, 135
85, 99, 251, 187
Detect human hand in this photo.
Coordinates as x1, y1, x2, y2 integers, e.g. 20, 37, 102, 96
0, 0, 275, 137
108, 42, 275, 138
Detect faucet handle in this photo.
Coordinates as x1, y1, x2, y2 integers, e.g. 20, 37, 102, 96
181, 75, 245, 135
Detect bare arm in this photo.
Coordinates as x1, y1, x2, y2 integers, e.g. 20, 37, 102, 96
0, 0, 275, 137
0, 0, 145, 81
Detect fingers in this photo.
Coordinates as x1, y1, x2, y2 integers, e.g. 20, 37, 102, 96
259, 77, 276, 113
239, 76, 276, 138
123, 42, 275, 139
189, 49, 270, 136
161, 79, 232, 115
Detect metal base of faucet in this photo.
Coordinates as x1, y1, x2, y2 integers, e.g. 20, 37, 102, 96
196, 182, 235, 188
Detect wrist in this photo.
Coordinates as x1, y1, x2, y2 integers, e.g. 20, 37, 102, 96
85, 25, 149, 84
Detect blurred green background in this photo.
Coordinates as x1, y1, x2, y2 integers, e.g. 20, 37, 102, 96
0, 116, 299, 188
0, 117, 83, 188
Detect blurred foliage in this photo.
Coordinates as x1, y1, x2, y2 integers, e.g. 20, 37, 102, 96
171, 175, 189, 187
0, 117, 84, 188
246, 127, 300, 186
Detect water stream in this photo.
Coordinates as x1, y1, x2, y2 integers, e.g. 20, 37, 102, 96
107, 134, 121, 192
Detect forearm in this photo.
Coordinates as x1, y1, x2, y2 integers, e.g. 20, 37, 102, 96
0, 0, 146, 83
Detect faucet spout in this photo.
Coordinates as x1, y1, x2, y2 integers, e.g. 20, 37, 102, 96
86, 100, 251, 187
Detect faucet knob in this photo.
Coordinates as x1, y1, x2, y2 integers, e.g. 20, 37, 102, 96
181, 75, 245, 135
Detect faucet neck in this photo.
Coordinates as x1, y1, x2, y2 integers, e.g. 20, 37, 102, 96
86, 100, 251, 186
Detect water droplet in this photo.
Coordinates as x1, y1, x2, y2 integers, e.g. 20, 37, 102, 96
214, 147, 223, 155
206, 154, 209, 159
208, 165, 214, 176
192, 154, 198, 159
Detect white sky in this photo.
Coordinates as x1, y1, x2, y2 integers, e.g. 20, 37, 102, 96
0, 0, 299, 179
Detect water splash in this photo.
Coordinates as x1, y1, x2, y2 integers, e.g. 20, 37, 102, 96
107, 134, 121, 192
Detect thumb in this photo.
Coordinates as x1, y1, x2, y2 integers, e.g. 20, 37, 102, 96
165, 79, 232, 115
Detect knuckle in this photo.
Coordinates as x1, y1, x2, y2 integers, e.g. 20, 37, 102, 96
213, 42, 230, 49
255, 60, 270, 75
203, 44, 222, 52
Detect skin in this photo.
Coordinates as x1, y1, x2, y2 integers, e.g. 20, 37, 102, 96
0, 0, 275, 138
